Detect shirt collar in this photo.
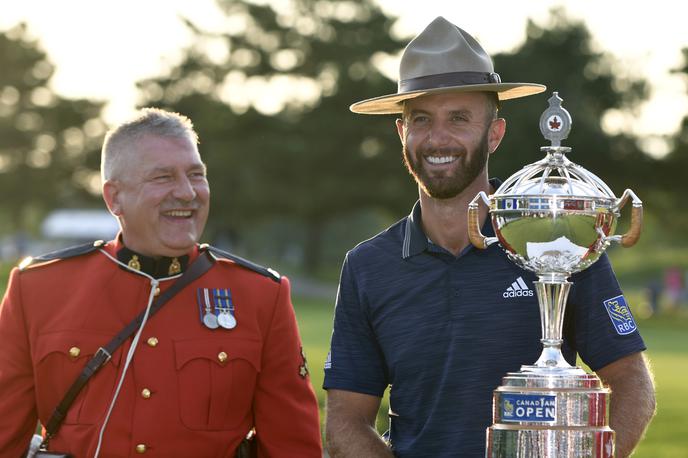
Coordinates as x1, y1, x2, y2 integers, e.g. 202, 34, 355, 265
402, 178, 502, 259
111, 234, 194, 278
402, 200, 427, 259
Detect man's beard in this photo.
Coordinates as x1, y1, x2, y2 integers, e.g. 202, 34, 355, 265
402, 130, 490, 199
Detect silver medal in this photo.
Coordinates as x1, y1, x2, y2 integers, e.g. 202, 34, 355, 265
201, 288, 219, 329
218, 312, 236, 329
203, 312, 219, 329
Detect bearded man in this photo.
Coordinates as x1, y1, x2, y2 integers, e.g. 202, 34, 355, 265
323, 17, 655, 458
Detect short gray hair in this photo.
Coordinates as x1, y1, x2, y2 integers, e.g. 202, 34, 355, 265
101, 108, 199, 181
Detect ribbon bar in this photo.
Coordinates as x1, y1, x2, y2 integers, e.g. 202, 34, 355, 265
399, 71, 501, 92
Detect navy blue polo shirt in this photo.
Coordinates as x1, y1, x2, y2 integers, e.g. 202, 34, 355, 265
324, 193, 646, 457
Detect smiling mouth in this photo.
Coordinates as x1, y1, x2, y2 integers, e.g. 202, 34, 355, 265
424, 155, 458, 165
163, 210, 193, 218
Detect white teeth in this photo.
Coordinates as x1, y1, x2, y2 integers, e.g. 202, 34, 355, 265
165, 210, 192, 217
426, 156, 456, 164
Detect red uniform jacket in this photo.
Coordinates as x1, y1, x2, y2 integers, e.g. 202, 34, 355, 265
0, 241, 322, 457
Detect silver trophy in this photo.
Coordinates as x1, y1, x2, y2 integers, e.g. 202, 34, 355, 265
468, 92, 643, 457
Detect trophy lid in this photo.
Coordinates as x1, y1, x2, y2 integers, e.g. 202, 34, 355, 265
495, 92, 615, 201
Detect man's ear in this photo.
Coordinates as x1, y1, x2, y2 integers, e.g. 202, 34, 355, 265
395, 118, 405, 144
102, 180, 122, 216
488, 118, 506, 155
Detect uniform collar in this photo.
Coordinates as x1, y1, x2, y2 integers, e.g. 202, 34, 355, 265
111, 235, 194, 278
402, 178, 501, 259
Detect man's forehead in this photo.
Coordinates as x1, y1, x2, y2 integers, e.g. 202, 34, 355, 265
129, 134, 203, 168
405, 91, 490, 112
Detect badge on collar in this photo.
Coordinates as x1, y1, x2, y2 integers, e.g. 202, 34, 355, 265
197, 288, 237, 330
603, 295, 637, 335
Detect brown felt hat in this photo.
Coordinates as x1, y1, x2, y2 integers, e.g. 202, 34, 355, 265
350, 17, 546, 115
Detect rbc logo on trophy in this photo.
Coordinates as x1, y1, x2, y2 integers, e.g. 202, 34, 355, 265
501, 394, 556, 423
603, 295, 638, 335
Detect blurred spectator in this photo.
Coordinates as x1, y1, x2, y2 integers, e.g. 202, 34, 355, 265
646, 279, 662, 316
663, 266, 684, 309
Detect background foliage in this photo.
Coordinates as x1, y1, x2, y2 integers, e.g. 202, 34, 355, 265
0, 24, 104, 235
4, 3, 686, 273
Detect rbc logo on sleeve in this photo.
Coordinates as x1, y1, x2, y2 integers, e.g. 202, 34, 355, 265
603, 295, 637, 335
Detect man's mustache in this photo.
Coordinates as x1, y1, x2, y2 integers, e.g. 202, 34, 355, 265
161, 199, 202, 211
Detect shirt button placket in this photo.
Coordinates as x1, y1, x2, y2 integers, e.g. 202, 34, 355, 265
136, 335, 158, 454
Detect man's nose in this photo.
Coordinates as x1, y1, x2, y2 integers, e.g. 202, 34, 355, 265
173, 175, 197, 201
427, 121, 451, 147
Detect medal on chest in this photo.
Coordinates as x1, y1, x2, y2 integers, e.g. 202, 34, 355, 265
197, 287, 237, 330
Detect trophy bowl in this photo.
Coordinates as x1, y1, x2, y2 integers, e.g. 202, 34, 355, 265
468, 93, 643, 457
471, 149, 642, 278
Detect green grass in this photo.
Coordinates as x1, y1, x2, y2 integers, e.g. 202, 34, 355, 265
294, 294, 688, 456
295, 296, 393, 440
295, 296, 333, 422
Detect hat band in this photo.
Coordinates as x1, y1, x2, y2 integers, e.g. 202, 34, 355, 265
399, 71, 502, 93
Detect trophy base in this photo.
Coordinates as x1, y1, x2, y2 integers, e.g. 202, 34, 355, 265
487, 425, 614, 457
486, 370, 614, 457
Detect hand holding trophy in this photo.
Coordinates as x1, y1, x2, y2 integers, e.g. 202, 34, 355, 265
468, 92, 643, 457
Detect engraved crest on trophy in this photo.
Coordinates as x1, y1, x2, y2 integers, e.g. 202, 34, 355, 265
468, 92, 643, 457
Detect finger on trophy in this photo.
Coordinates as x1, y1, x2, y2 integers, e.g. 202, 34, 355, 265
468, 192, 497, 249
621, 203, 643, 247
616, 188, 644, 247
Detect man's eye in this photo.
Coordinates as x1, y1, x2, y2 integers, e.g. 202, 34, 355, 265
412, 116, 429, 124
451, 115, 468, 122
153, 175, 172, 181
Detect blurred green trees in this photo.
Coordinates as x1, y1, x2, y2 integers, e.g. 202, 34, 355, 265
651, 47, 688, 238
136, 0, 412, 272
135, 4, 665, 271
492, 9, 655, 193
0, 5, 685, 273
0, 24, 105, 235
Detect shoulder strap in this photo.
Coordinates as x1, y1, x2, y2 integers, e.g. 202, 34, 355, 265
205, 244, 281, 282
20, 241, 105, 271
43, 251, 215, 443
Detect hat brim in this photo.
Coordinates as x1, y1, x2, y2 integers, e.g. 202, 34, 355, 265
350, 83, 546, 114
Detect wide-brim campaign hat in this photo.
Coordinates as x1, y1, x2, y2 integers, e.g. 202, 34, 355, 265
350, 16, 546, 115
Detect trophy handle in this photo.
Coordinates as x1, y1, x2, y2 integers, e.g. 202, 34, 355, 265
468, 192, 499, 249
608, 189, 643, 248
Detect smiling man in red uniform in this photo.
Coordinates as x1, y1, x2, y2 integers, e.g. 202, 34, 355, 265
0, 109, 322, 457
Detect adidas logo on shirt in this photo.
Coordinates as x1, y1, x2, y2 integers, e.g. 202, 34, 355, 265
503, 277, 534, 298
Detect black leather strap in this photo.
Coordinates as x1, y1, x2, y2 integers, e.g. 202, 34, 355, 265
399, 71, 502, 92
43, 250, 215, 441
